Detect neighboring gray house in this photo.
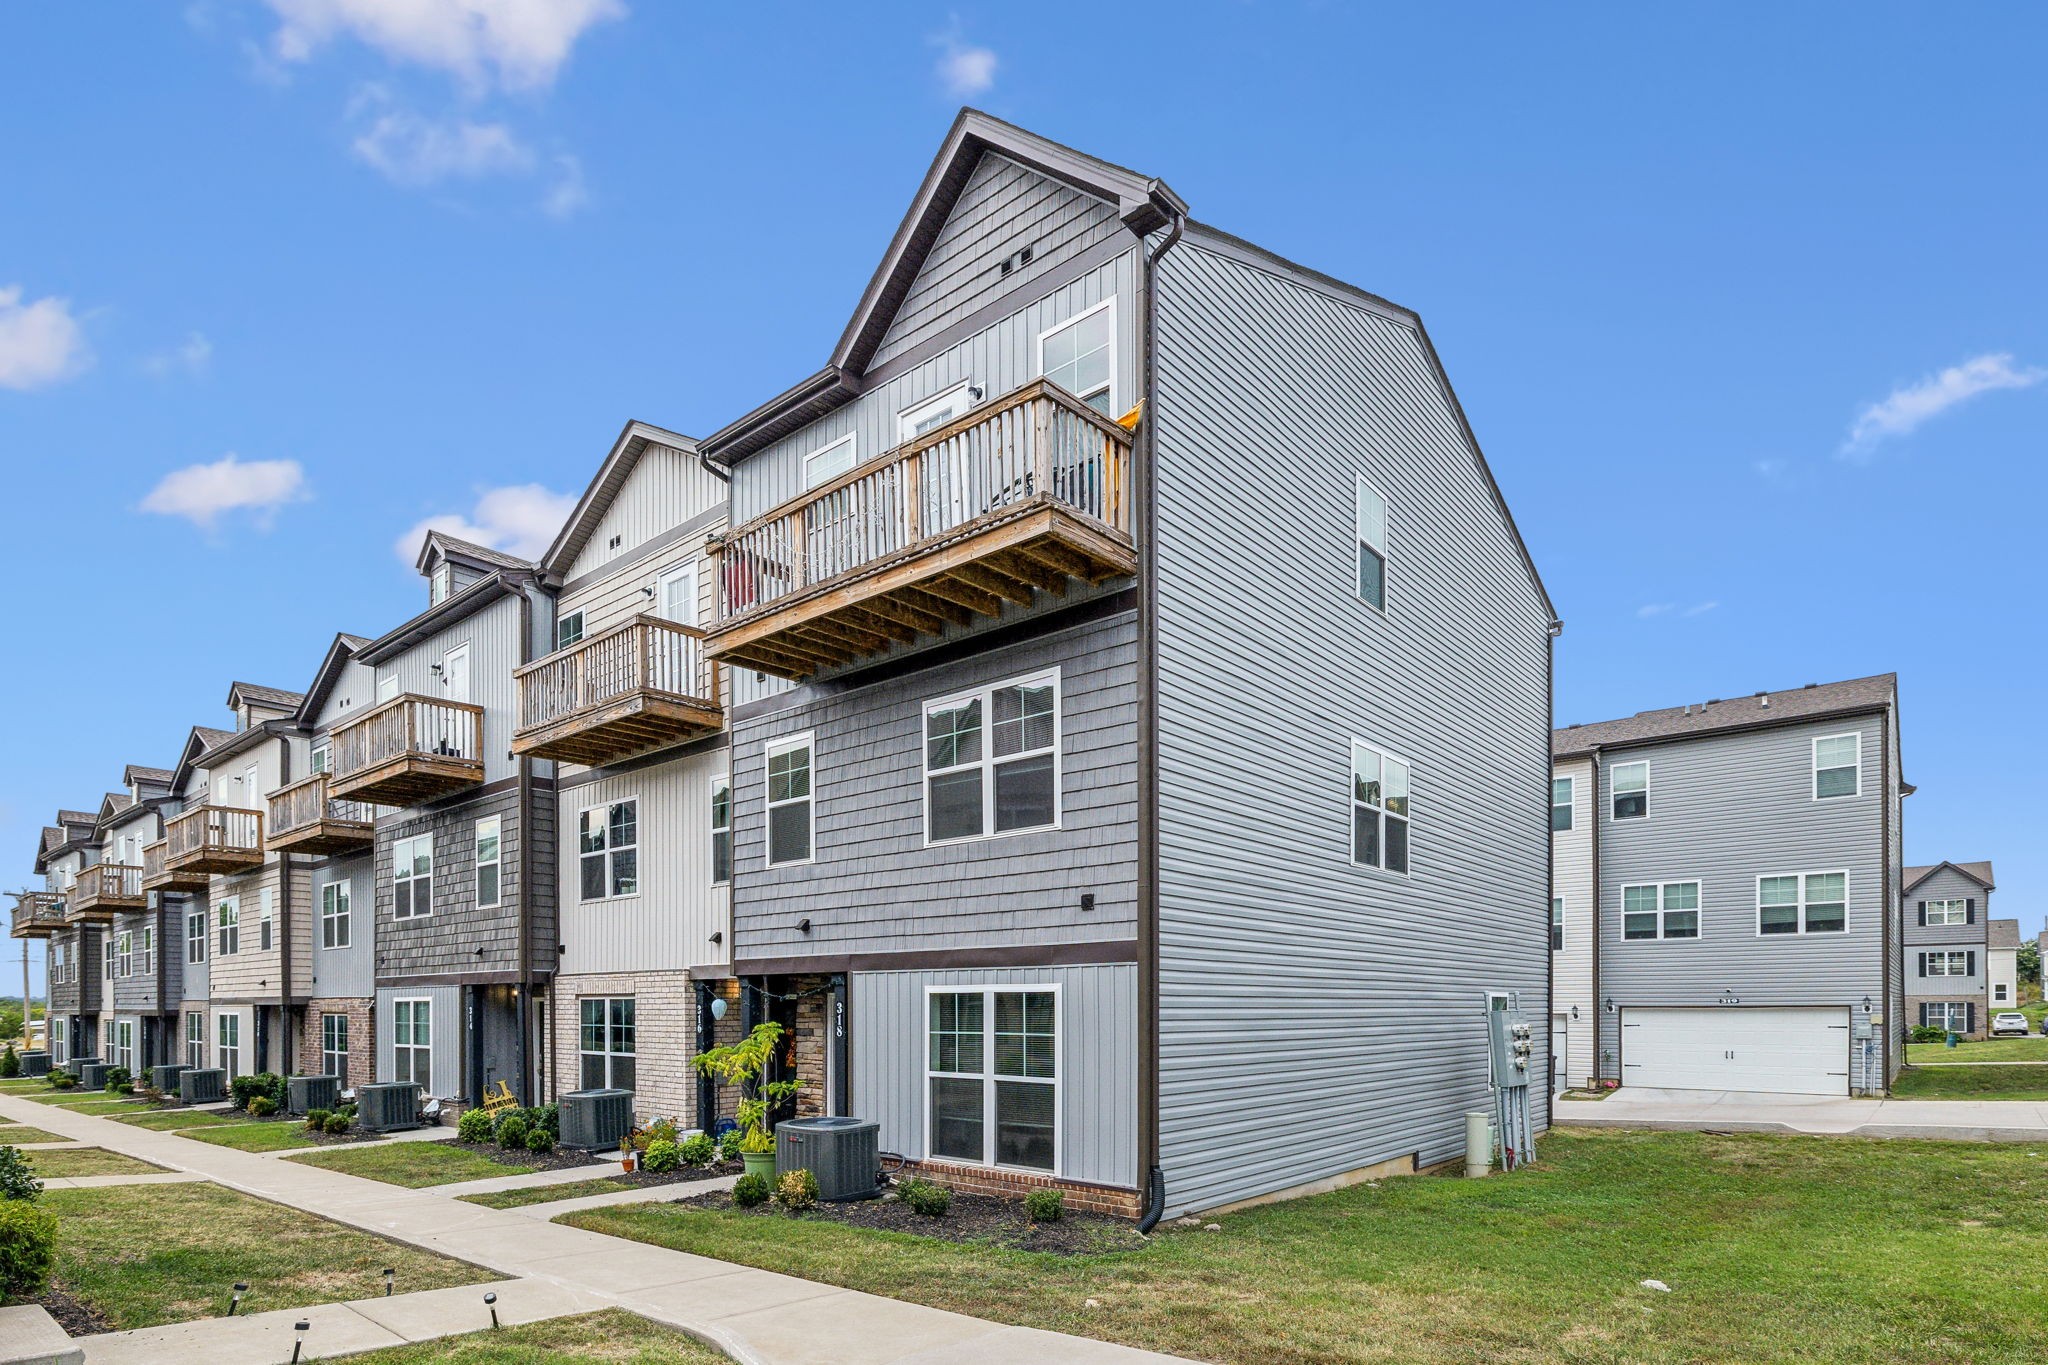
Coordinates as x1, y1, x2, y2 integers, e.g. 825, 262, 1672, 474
698, 111, 1556, 1219
1901, 860, 1998, 1037
1552, 674, 1905, 1096
97, 768, 184, 1073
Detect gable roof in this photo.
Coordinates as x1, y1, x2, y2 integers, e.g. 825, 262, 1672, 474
1902, 861, 1996, 894
123, 765, 172, 788
169, 724, 238, 793
1554, 674, 1897, 757
414, 530, 534, 577
538, 419, 700, 579
294, 631, 376, 726
226, 681, 306, 712
1988, 919, 2020, 949
357, 568, 534, 666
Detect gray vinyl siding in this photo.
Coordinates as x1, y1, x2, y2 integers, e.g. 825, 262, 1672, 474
375, 985, 460, 1097
1151, 234, 1554, 1217
1550, 757, 1595, 1090
109, 907, 179, 1013
371, 593, 525, 784
175, 892, 209, 1000
374, 787, 546, 983
730, 612, 1137, 962
307, 852, 376, 998
563, 442, 727, 585
300, 657, 380, 752
1901, 868, 1990, 946
1593, 711, 1894, 1075
851, 963, 1138, 1189
1908, 943, 1984, 991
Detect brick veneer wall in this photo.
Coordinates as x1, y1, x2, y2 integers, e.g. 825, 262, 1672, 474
552, 971, 744, 1126
298, 997, 376, 1089
1907, 996, 1989, 1041
903, 1159, 1141, 1219
791, 976, 828, 1119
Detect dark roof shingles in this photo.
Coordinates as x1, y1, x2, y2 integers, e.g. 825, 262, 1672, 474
1554, 674, 1896, 756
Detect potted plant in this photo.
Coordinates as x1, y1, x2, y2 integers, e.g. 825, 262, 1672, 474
693, 1022, 800, 1184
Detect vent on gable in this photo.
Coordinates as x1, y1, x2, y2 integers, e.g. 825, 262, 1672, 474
997, 243, 1037, 277
608, 534, 623, 552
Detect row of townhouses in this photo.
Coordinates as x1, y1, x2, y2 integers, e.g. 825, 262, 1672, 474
12, 112, 1558, 1222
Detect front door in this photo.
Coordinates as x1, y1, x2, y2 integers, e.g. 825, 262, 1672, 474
1552, 1015, 1570, 1095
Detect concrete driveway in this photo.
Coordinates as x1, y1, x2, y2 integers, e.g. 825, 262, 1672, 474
1555, 1086, 2048, 1141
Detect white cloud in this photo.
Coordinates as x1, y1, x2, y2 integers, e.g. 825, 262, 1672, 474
1636, 603, 1674, 619
349, 90, 535, 186
1752, 457, 1785, 480
1638, 600, 1717, 621
931, 21, 996, 97
542, 152, 587, 218
143, 331, 213, 379
264, 0, 624, 94
1682, 601, 1719, 618
0, 285, 92, 391
1841, 352, 2046, 458
141, 454, 310, 530
393, 482, 575, 564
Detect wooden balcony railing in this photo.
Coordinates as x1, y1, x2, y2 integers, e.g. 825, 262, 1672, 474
163, 804, 266, 876
66, 863, 144, 920
141, 838, 209, 892
267, 773, 376, 854
11, 892, 65, 939
512, 615, 723, 766
329, 693, 485, 806
707, 379, 1136, 679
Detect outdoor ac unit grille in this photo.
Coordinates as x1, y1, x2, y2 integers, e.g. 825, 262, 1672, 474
559, 1088, 632, 1150
75, 1060, 108, 1091
20, 1051, 51, 1078
150, 1063, 188, 1094
287, 1074, 341, 1116
180, 1068, 227, 1104
775, 1116, 882, 1201
358, 1082, 422, 1133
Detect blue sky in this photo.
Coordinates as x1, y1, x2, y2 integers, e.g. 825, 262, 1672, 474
2, 4, 2042, 991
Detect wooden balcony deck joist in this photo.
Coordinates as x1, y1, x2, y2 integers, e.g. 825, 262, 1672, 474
11, 892, 65, 939
512, 691, 723, 766
512, 615, 723, 767
163, 805, 266, 876
266, 774, 376, 854
328, 753, 482, 807
141, 840, 209, 893
67, 864, 145, 920
328, 693, 485, 807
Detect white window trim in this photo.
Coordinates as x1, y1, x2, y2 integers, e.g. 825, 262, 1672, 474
1620, 880, 1704, 942
709, 774, 732, 887
1925, 898, 1969, 927
216, 1011, 242, 1081
556, 609, 586, 650
259, 887, 275, 952
1611, 760, 1650, 822
475, 815, 503, 910
1354, 475, 1390, 615
1349, 739, 1413, 876
802, 433, 858, 491
216, 895, 241, 957
898, 382, 978, 441
921, 668, 1064, 848
321, 1012, 349, 1078
655, 560, 700, 628
310, 740, 332, 775
1550, 774, 1574, 832
117, 929, 133, 978
393, 834, 433, 920
1995, 982, 2011, 1002
1813, 732, 1861, 801
765, 731, 816, 868
578, 995, 638, 1090
392, 996, 433, 1088
1551, 898, 1565, 951
922, 983, 1062, 1177
1925, 950, 1973, 978
187, 908, 207, 964
1754, 869, 1851, 937
1036, 296, 1116, 412
320, 879, 352, 949
577, 799, 641, 903
138, 924, 154, 975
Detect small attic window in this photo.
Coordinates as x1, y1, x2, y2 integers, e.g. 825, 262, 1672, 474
429, 561, 452, 605
608, 534, 623, 551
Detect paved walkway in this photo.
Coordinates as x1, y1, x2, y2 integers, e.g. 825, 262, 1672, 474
1, 1093, 1190, 1365
1556, 1086, 2048, 1140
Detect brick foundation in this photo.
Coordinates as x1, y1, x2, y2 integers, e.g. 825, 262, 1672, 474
790, 975, 829, 1119
297, 998, 375, 1090
1907, 996, 1988, 1041
903, 1159, 1142, 1219
552, 972, 746, 1127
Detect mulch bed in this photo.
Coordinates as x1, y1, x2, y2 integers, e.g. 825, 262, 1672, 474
619, 1158, 742, 1187
36, 1283, 114, 1336
221, 1113, 383, 1145
670, 1184, 1148, 1255
456, 1140, 608, 1173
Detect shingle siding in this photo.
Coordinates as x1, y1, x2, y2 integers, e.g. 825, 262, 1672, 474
373, 787, 551, 982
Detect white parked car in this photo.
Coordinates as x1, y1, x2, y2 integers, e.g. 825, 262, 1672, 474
1990, 1012, 2030, 1037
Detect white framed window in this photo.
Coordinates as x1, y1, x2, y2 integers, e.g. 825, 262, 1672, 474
115, 1019, 134, 1071
1813, 732, 1860, 800
656, 561, 699, 626
926, 986, 1058, 1173
1551, 898, 1564, 951
429, 560, 452, 605
259, 887, 274, 951
475, 815, 503, 909
1924, 1001, 1970, 1032
393, 834, 432, 919
899, 383, 977, 441
1550, 776, 1574, 832
1924, 951, 1973, 977
103, 1020, 115, 1061
104, 938, 115, 982
216, 896, 240, 957
1350, 740, 1411, 874
310, 741, 331, 775
376, 674, 401, 703
924, 672, 1061, 844
185, 1012, 204, 1069
1622, 881, 1700, 940
321, 879, 351, 949
187, 908, 207, 964
578, 997, 637, 1090
710, 776, 732, 886
138, 924, 154, 974
578, 801, 639, 900
1758, 871, 1848, 936
1038, 298, 1115, 414
217, 1013, 242, 1081
1355, 477, 1388, 611
766, 733, 814, 867
1612, 761, 1649, 820
803, 433, 858, 490
1995, 982, 2011, 1003
117, 929, 133, 977
321, 1013, 348, 1079
1926, 898, 1968, 927
556, 610, 585, 649
49, 1017, 65, 1065
392, 999, 431, 1087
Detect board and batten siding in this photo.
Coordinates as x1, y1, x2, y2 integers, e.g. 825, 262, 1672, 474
305, 852, 375, 998
730, 612, 1138, 962
1550, 756, 1596, 1090
851, 963, 1138, 1189
372, 591, 526, 784
375, 984, 461, 1097
564, 442, 727, 586
1151, 233, 1554, 1218
1593, 710, 1895, 1075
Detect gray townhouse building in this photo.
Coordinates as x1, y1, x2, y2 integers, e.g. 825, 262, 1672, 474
1901, 860, 2004, 1037
691, 110, 1557, 1220
94, 768, 184, 1073
146, 724, 233, 1074
26, 809, 102, 1067
1551, 674, 1906, 1096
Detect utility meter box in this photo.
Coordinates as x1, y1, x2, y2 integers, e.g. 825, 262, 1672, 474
1487, 992, 1533, 1090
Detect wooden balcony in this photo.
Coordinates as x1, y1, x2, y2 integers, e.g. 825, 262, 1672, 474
163, 804, 266, 877
707, 379, 1136, 680
513, 616, 723, 766
141, 838, 209, 893
267, 774, 376, 854
11, 892, 65, 939
329, 694, 485, 806
66, 864, 144, 921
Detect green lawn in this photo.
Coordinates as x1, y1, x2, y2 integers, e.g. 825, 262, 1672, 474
567, 1130, 2048, 1365
1908, 1037, 2048, 1064
39, 1097, 154, 1115
115, 1108, 240, 1131
0, 1124, 64, 1144
1892, 1065, 2048, 1101
176, 1120, 323, 1152
341, 1310, 725, 1364
459, 1176, 640, 1209
38, 1181, 491, 1329
27, 1146, 165, 1178
287, 1140, 533, 1187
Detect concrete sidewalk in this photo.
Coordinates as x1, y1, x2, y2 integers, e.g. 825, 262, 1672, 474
1, 1093, 1191, 1365
1555, 1086, 2048, 1140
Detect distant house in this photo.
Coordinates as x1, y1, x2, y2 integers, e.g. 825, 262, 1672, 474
1901, 860, 1998, 1037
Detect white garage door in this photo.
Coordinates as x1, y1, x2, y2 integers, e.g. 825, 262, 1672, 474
1621, 1006, 1849, 1095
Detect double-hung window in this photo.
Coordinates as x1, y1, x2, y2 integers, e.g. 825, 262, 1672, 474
710, 777, 732, 885
187, 908, 207, 964
927, 988, 1057, 1172
1039, 300, 1114, 414
216, 897, 240, 956
116, 1020, 133, 1071
1611, 761, 1649, 820
1355, 478, 1388, 611
766, 735, 814, 866
1926, 898, 1968, 926
185, 1012, 205, 1068
556, 611, 585, 650
117, 929, 132, 977
1622, 881, 1700, 940
1758, 871, 1848, 935
137, 924, 153, 974
579, 997, 637, 1090
1813, 733, 1860, 799
321, 880, 351, 949
259, 887, 274, 951
803, 433, 858, 490
321, 1013, 348, 1079
310, 741, 331, 775
924, 673, 1060, 844
475, 816, 503, 908
1351, 740, 1411, 873
1551, 898, 1565, 951
578, 801, 639, 899
1925, 951, 1972, 978
393, 999, 431, 1087
393, 835, 432, 919
1550, 776, 1574, 832
104, 939, 115, 983
217, 1013, 241, 1080
1924, 1001, 1970, 1032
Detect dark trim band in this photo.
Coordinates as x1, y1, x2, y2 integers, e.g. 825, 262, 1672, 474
733, 939, 1139, 978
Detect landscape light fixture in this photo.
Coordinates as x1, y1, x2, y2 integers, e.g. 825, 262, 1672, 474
484, 1292, 499, 1329
291, 1320, 310, 1365
709, 997, 728, 1021
229, 1282, 249, 1316
383, 1267, 395, 1297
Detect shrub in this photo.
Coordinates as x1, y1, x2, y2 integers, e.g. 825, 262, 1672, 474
731, 1172, 770, 1208
1024, 1187, 1064, 1222
0, 1045, 19, 1079
642, 1139, 681, 1174
0, 1147, 42, 1202
495, 1115, 530, 1151
1909, 1025, 1950, 1044
323, 1113, 351, 1136
49, 1071, 75, 1090
717, 1127, 748, 1163
456, 1109, 494, 1144
231, 1071, 286, 1112
775, 1167, 819, 1213
898, 1177, 951, 1218
304, 1108, 332, 1132
633, 1118, 680, 1153
248, 1096, 278, 1118
678, 1133, 717, 1167
137, 1085, 165, 1104
533, 1103, 560, 1138
524, 1126, 556, 1154
103, 1066, 132, 1094
0, 1200, 57, 1300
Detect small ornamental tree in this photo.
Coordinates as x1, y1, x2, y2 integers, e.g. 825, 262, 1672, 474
691, 1022, 799, 1156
